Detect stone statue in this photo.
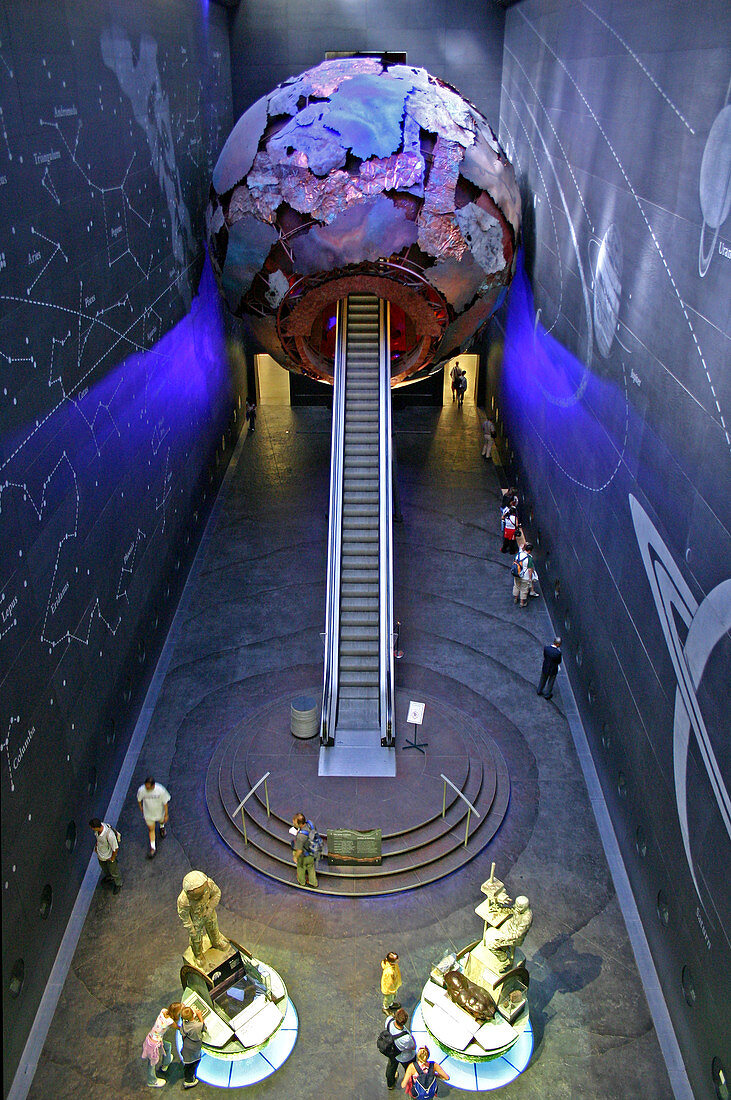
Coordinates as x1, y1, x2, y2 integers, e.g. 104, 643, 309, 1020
444, 970, 497, 1021
483, 895, 532, 972
177, 871, 229, 968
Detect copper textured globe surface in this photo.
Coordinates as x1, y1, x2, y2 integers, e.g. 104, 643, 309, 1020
206, 58, 521, 382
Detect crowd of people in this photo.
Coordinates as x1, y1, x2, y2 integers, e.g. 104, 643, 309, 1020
484, 414, 563, 699
379, 1000, 450, 1095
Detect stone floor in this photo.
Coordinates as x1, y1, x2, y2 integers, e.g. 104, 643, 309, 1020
28, 400, 673, 1099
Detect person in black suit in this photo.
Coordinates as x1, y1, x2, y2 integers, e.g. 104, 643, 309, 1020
537, 638, 562, 699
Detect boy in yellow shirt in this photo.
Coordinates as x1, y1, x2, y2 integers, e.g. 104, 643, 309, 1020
381, 951, 402, 1014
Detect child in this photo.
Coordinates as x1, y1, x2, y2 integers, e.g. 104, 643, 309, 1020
381, 950, 402, 1014
141, 1002, 182, 1087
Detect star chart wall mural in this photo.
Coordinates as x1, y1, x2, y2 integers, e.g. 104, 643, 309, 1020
496, 2, 729, 1094
0, 2, 237, 1084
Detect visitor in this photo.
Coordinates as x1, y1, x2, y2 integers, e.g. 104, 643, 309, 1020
401, 1046, 450, 1096
384, 1007, 416, 1091
141, 1002, 181, 1088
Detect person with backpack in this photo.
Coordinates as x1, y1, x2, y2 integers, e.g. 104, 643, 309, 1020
401, 1046, 450, 1097
378, 1006, 416, 1091
291, 812, 320, 888
512, 542, 534, 608
89, 818, 121, 894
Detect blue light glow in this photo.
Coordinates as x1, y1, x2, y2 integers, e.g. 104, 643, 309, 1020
410, 1001, 533, 1092
500, 250, 630, 494
176, 997, 298, 1089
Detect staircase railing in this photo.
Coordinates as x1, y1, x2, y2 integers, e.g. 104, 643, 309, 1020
233, 772, 271, 846
441, 773, 481, 847
320, 298, 348, 745
378, 298, 396, 747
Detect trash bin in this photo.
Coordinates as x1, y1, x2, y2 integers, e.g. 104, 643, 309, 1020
290, 695, 318, 739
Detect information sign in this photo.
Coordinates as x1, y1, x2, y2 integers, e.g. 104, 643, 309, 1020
326, 828, 382, 865
407, 700, 425, 725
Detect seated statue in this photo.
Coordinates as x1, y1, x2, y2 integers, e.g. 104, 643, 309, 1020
444, 970, 496, 1021
483, 895, 532, 972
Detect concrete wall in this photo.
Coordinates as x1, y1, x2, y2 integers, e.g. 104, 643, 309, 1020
229, 0, 506, 128
0, 1, 242, 1087
492, 2, 730, 1096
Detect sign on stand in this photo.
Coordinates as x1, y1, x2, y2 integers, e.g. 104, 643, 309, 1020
407, 701, 425, 725
404, 700, 427, 753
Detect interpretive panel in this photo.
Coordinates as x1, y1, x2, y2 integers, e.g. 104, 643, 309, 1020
327, 828, 382, 865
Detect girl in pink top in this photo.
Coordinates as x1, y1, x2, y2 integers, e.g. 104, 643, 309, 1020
141, 1002, 182, 1088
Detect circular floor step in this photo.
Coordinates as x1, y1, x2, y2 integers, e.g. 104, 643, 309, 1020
205, 687, 510, 895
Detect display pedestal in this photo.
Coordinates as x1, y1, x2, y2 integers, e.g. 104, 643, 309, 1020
413, 940, 533, 1092
180, 946, 297, 1089
410, 1001, 533, 1094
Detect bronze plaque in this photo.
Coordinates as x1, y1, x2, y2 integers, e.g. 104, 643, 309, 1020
326, 828, 382, 865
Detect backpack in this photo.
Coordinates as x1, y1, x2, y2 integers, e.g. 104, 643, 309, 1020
301, 820, 324, 862
376, 1024, 407, 1059
105, 823, 122, 844
512, 552, 528, 578
410, 1062, 439, 1098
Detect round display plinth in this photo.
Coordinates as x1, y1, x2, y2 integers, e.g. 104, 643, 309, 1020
176, 996, 298, 1089
410, 1002, 533, 1092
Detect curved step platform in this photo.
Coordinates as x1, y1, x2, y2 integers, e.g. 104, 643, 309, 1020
205, 688, 511, 896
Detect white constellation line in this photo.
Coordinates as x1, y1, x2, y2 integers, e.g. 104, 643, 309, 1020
579, 0, 695, 134
26, 227, 67, 295
517, 7, 729, 453
0, 255, 199, 472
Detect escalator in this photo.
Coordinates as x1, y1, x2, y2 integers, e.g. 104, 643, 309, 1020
319, 294, 396, 777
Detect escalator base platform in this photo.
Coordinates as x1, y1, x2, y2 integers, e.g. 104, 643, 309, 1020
318, 739, 396, 777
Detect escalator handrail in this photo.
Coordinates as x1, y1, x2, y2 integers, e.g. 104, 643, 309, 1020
320, 297, 348, 745
378, 298, 396, 748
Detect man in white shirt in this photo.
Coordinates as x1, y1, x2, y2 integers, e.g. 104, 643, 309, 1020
89, 818, 121, 893
137, 776, 171, 859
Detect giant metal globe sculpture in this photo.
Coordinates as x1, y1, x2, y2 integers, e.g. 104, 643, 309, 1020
206, 58, 520, 383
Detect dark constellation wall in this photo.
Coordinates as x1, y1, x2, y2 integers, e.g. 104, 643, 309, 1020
229, 0, 506, 132
492, 1, 730, 1097
0, 0, 239, 1087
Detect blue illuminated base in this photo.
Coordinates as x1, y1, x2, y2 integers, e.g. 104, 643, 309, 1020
410, 1002, 533, 1092
175, 997, 298, 1088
